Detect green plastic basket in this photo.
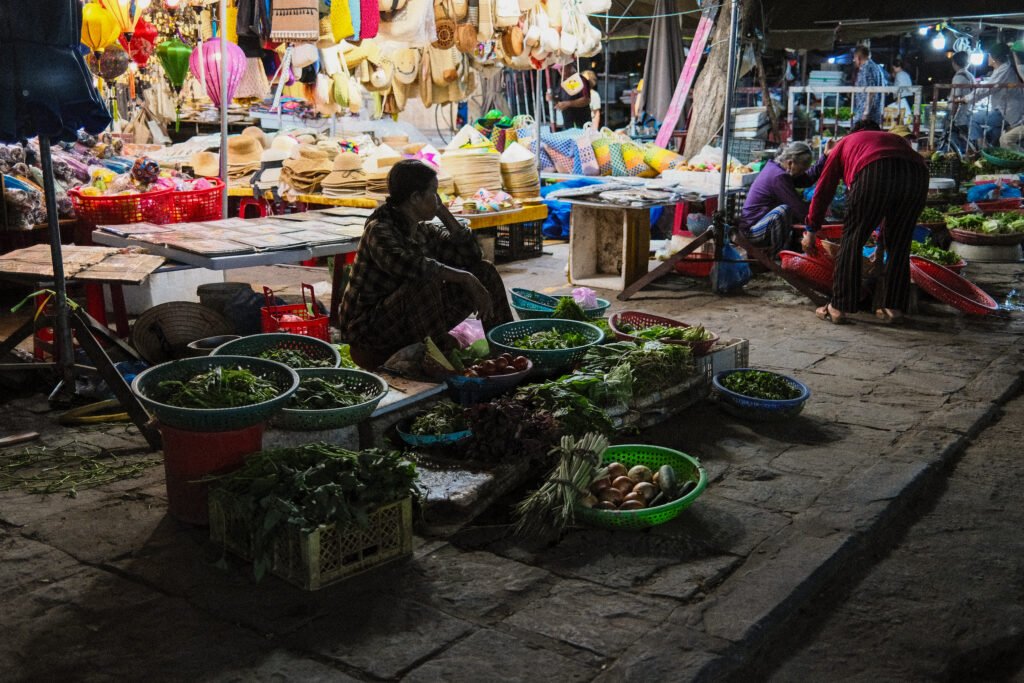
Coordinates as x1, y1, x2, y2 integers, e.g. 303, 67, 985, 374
980, 148, 1024, 169
211, 333, 341, 369
511, 297, 611, 320
487, 319, 604, 376
131, 355, 299, 432
273, 368, 389, 431
574, 445, 707, 530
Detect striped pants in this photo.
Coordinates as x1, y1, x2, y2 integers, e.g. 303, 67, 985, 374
832, 159, 927, 313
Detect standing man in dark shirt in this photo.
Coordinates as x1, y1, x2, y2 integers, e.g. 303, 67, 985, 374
555, 64, 592, 129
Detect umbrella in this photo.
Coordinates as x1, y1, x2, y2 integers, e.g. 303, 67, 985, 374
639, 0, 685, 124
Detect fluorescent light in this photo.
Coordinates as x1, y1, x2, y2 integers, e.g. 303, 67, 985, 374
931, 33, 946, 50
970, 51, 985, 66
918, 26, 929, 36
827, 57, 836, 64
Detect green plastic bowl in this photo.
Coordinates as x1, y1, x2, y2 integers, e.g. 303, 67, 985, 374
980, 148, 1024, 169
487, 319, 604, 376
131, 355, 299, 432
273, 368, 389, 431
574, 445, 707, 530
211, 332, 341, 369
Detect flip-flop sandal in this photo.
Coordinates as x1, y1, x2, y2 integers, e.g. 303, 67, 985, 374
816, 304, 851, 325
875, 310, 906, 325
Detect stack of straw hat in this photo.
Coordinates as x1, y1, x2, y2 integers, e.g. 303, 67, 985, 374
439, 148, 502, 197
381, 133, 409, 149
226, 135, 263, 186
499, 142, 540, 198
281, 145, 333, 193
365, 169, 390, 200
321, 153, 367, 198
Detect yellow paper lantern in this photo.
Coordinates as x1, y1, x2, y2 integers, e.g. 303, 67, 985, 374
98, 0, 151, 40
81, 3, 122, 55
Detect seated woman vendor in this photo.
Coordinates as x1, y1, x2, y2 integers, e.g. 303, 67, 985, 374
738, 142, 826, 255
339, 160, 513, 369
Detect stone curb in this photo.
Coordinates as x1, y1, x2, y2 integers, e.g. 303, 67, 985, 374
597, 357, 1023, 682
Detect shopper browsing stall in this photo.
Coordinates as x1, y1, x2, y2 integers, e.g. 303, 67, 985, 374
738, 142, 826, 256
555, 64, 593, 129
338, 160, 513, 370
948, 51, 974, 153
969, 43, 1024, 149
852, 45, 886, 126
802, 121, 927, 325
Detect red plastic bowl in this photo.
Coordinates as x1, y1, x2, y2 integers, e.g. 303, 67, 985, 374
909, 256, 998, 316
794, 223, 844, 241
778, 250, 835, 293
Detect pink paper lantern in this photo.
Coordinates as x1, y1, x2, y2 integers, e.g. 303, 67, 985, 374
188, 40, 246, 107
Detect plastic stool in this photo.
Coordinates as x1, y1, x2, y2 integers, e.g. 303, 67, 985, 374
238, 197, 272, 219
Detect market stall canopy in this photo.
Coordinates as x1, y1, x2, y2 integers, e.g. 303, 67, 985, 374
763, 1, 1024, 49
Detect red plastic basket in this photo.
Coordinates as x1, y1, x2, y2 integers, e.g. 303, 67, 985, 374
69, 186, 175, 234
609, 311, 719, 356
794, 224, 844, 241
171, 178, 225, 223
961, 199, 1023, 213
948, 228, 1024, 247
909, 256, 998, 316
261, 284, 330, 340
779, 250, 835, 293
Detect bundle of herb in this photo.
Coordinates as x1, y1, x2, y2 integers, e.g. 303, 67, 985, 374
154, 366, 281, 409
551, 297, 588, 321
917, 207, 945, 224
211, 443, 418, 580
514, 433, 609, 537
721, 370, 801, 400
409, 401, 468, 435
623, 323, 713, 342
580, 341, 693, 396
514, 383, 613, 437
513, 329, 590, 350
464, 399, 561, 463
258, 347, 333, 368
290, 377, 372, 410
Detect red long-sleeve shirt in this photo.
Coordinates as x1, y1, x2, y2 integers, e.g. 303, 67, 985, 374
806, 131, 926, 229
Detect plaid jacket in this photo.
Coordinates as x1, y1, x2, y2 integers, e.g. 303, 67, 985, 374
853, 59, 886, 125
338, 202, 481, 340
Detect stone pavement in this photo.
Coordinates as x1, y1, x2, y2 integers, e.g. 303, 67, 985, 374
1, 245, 1022, 682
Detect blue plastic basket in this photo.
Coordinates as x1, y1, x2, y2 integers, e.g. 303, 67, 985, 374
396, 423, 472, 447
131, 355, 299, 432
487, 319, 604, 376
510, 289, 611, 319
211, 333, 341, 369
445, 359, 533, 405
274, 368, 389, 431
711, 369, 810, 421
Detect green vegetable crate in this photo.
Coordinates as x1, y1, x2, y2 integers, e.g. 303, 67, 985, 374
209, 492, 413, 590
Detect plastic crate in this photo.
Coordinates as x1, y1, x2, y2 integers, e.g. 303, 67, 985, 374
926, 157, 963, 185
495, 220, 544, 261
69, 187, 175, 242
209, 493, 413, 591
261, 284, 329, 341
171, 178, 225, 223
711, 136, 765, 165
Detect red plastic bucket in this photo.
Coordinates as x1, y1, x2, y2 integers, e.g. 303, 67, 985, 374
159, 422, 264, 525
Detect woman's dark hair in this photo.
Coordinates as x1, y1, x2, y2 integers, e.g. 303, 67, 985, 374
386, 159, 438, 205
850, 120, 882, 133
951, 51, 970, 69
892, 57, 904, 70
989, 43, 1010, 64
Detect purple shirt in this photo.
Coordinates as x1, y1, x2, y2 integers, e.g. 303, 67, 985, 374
739, 156, 826, 230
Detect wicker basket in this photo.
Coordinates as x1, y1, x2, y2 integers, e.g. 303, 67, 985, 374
211, 333, 341, 369
209, 493, 413, 590
909, 256, 998, 316
131, 355, 299, 432
130, 302, 235, 365
574, 445, 707, 530
608, 311, 719, 356
711, 369, 810, 422
487, 319, 604, 376
274, 368, 389, 431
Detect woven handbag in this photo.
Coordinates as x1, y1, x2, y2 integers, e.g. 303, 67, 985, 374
433, 0, 457, 48
608, 142, 628, 176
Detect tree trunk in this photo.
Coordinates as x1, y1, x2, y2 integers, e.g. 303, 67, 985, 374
683, 0, 758, 158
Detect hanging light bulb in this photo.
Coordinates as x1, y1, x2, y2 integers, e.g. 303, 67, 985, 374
970, 50, 985, 66
165, 0, 181, 8
931, 32, 947, 50
918, 27, 928, 36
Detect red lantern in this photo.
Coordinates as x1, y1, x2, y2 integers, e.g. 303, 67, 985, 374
118, 17, 157, 67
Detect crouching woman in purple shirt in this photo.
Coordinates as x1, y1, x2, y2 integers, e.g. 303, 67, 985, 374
738, 142, 826, 255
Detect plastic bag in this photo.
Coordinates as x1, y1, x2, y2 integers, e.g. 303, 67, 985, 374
710, 241, 751, 293
572, 287, 597, 308
448, 318, 485, 348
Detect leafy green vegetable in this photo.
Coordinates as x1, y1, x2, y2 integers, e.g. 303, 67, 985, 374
154, 366, 281, 408
945, 213, 986, 231
721, 370, 801, 400
910, 239, 960, 266
621, 323, 713, 342
985, 147, 1024, 161
947, 211, 1024, 234
409, 401, 468, 435
917, 207, 945, 224
551, 296, 589, 321
513, 329, 590, 350
514, 383, 613, 437
580, 341, 693, 397
258, 347, 333, 368
210, 443, 418, 581
335, 344, 357, 369
290, 377, 372, 410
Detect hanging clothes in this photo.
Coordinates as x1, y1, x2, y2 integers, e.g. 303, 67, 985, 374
0, 0, 111, 142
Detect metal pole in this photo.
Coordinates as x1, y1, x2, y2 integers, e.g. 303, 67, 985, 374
717, 0, 741, 212
38, 138, 74, 391
219, 0, 230, 218
603, 15, 611, 128
535, 68, 543, 175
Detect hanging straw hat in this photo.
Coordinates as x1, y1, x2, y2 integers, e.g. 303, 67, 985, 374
241, 126, 269, 150
190, 151, 220, 178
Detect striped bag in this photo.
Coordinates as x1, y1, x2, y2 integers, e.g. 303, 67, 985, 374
621, 142, 657, 177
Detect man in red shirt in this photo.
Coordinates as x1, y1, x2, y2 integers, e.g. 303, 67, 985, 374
802, 121, 927, 324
